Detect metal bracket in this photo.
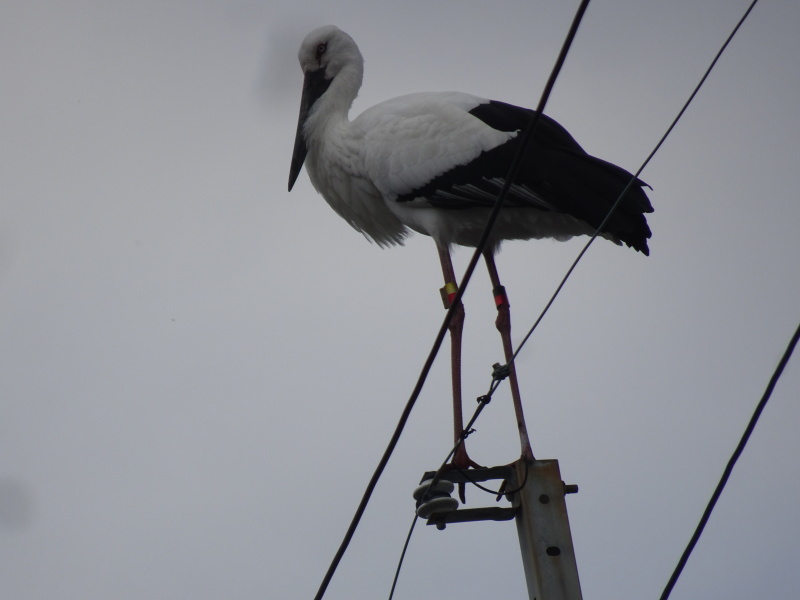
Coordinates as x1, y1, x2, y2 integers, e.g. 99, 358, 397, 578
417, 464, 516, 528
417, 460, 582, 600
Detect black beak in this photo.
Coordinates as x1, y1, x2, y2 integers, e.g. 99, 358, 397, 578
288, 69, 332, 191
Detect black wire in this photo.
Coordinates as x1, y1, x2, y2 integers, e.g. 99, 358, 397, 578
456, 468, 504, 496
508, 0, 761, 368
385, 367, 533, 597
384, 386, 508, 599
387, 515, 418, 600
658, 320, 800, 599
456, 457, 530, 497
428, 390, 494, 488
310, 3, 592, 599
383, 394, 490, 600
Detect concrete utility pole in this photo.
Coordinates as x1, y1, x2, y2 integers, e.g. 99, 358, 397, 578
512, 459, 582, 600
420, 459, 582, 600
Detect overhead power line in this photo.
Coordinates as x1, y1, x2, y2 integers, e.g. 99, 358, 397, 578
659, 319, 800, 600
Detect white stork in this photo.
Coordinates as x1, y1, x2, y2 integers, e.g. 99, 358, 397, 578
288, 25, 652, 467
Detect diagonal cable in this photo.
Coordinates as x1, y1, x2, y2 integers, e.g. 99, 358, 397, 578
508, 0, 761, 367
659, 319, 800, 599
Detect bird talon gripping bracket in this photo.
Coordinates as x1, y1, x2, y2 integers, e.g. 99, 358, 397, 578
440, 282, 458, 309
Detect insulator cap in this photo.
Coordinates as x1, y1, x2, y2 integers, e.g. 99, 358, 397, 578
413, 478, 458, 518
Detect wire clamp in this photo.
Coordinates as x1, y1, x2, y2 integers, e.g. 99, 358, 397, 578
460, 428, 476, 441
492, 362, 510, 381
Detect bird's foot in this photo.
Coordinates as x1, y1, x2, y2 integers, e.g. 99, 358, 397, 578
448, 444, 483, 471
446, 445, 484, 504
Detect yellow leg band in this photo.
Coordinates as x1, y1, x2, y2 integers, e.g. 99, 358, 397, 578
440, 282, 459, 309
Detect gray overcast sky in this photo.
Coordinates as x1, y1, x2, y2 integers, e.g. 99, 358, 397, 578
2, 1, 799, 599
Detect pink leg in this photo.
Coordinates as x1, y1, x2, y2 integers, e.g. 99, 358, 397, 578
436, 242, 481, 472
484, 250, 535, 461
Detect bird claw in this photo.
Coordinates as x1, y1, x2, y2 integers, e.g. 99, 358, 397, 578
448, 445, 483, 470
446, 446, 484, 503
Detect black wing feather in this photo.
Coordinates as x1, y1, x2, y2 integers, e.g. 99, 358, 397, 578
397, 100, 653, 254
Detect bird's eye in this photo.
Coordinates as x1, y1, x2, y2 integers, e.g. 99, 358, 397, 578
316, 43, 327, 58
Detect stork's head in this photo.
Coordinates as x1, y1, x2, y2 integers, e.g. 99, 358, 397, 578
297, 25, 362, 83
288, 26, 363, 191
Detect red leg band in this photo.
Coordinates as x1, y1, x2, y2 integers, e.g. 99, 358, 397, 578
493, 285, 508, 308
440, 282, 459, 309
